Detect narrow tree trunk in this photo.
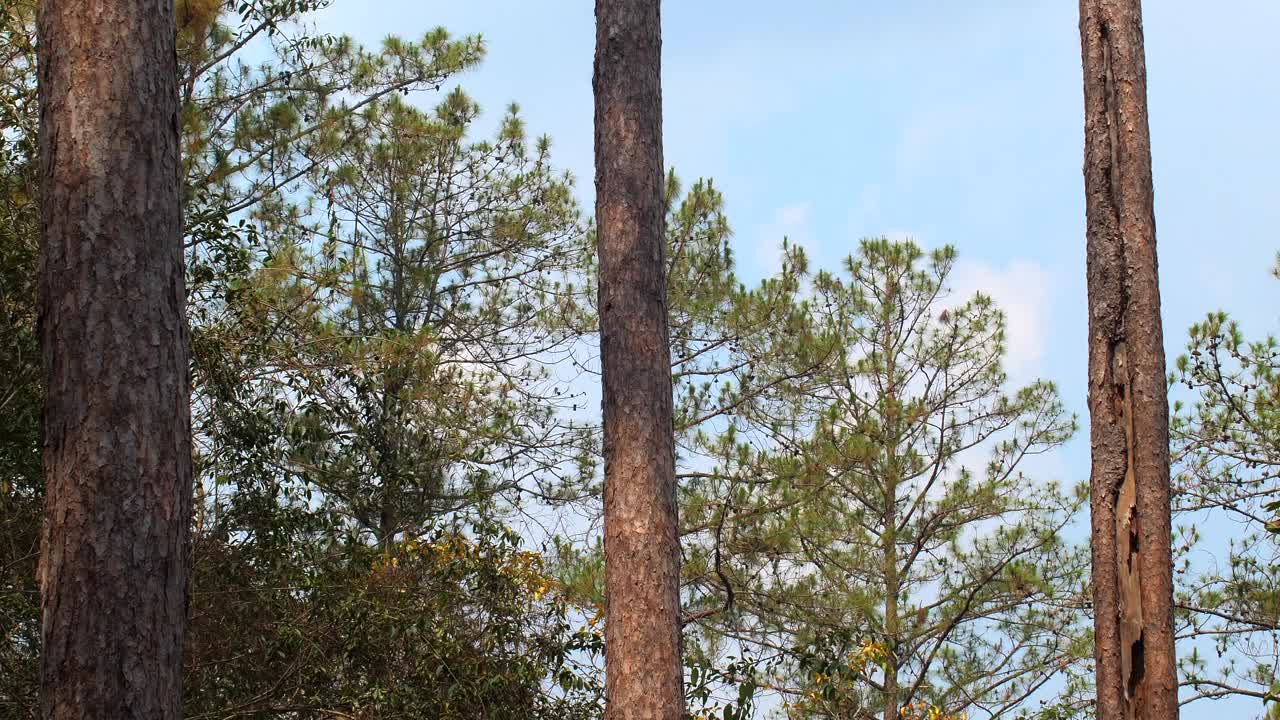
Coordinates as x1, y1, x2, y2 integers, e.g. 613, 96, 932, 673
594, 1, 684, 718
882, 505, 899, 720
1079, 1, 1178, 718
882, 310, 900, 720
36, 1, 191, 718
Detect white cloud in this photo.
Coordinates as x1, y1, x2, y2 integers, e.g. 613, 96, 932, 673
751, 202, 814, 277
946, 258, 1053, 382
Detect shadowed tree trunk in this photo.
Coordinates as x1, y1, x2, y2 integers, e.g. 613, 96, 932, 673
1079, 1, 1178, 718
593, 1, 684, 718
36, 1, 192, 718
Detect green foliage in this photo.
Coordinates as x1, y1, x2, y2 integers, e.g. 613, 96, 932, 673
177, 9, 603, 717
0, 3, 1112, 718
184, 514, 600, 719
676, 238, 1089, 719
1170, 262, 1280, 711
178, 0, 484, 215
0, 4, 40, 709
236, 92, 593, 540
574, 189, 1094, 718
0, 2, 599, 717
687, 654, 760, 720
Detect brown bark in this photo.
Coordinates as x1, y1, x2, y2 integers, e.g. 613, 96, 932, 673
882, 313, 900, 720
36, 1, 192, 718
1079, 1, 1178, 718
594, 1, 684, 718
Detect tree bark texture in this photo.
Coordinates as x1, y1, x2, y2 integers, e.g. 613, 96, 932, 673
36, 1, 192, 718
1079, 1, 1178, 718
594, 1, 684, 718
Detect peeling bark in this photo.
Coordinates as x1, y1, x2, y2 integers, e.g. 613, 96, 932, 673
36, 1, 191, 718
593, 1, 684, 719
1079, 1, 1178, 718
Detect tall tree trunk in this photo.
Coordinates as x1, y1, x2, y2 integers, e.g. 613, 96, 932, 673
882, 307, 900, 720
882, 501, 900, 720
36, 1, 191, 718
593, 1, 684, 718
1079, 1, 1178, 718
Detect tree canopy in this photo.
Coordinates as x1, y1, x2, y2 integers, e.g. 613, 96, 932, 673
4, 1, 1279, 719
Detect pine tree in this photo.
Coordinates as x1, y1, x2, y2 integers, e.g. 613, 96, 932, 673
36, 0, 191, 717
229, 92, 590, 543
1079, 0, 1179, 717
680, 239, 1089, 720
1169, 263, 1280, 709
594, 0, 685, 717
3, 1, 511, 715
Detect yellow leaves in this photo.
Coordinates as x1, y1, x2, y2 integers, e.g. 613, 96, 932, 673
372, 534, 558, 605
177, 0, 221, 34
898, 701, 966, 720
506, 549, 558, 602
791, 640, 965, 720
848, 638, 891, 674
175, 0, 222, 61
530, 577, 552, 602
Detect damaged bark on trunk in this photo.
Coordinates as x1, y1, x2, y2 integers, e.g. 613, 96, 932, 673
1079, 1, 1178, 718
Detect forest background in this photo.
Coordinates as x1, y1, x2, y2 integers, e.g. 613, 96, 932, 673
318, 5, 1280, 714
3, 1, 1279, 719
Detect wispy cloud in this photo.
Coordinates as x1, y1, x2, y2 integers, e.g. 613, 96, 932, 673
947, 258, 1053, 383
750, 202, 814, 277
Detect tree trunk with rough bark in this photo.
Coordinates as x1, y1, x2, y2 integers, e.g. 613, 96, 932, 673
36, 1, 192, 718
1079, 1, 1179, 718
593, 1, 684, 718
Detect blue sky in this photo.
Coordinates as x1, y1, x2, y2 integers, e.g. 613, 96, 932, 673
314, 0, 1280, 404
315, 1, 1280, 716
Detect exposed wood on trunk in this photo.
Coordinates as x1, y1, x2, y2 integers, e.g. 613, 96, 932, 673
594, 0, 685, 718
1079, 1, 1178, 718
36, 1, 192, 718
